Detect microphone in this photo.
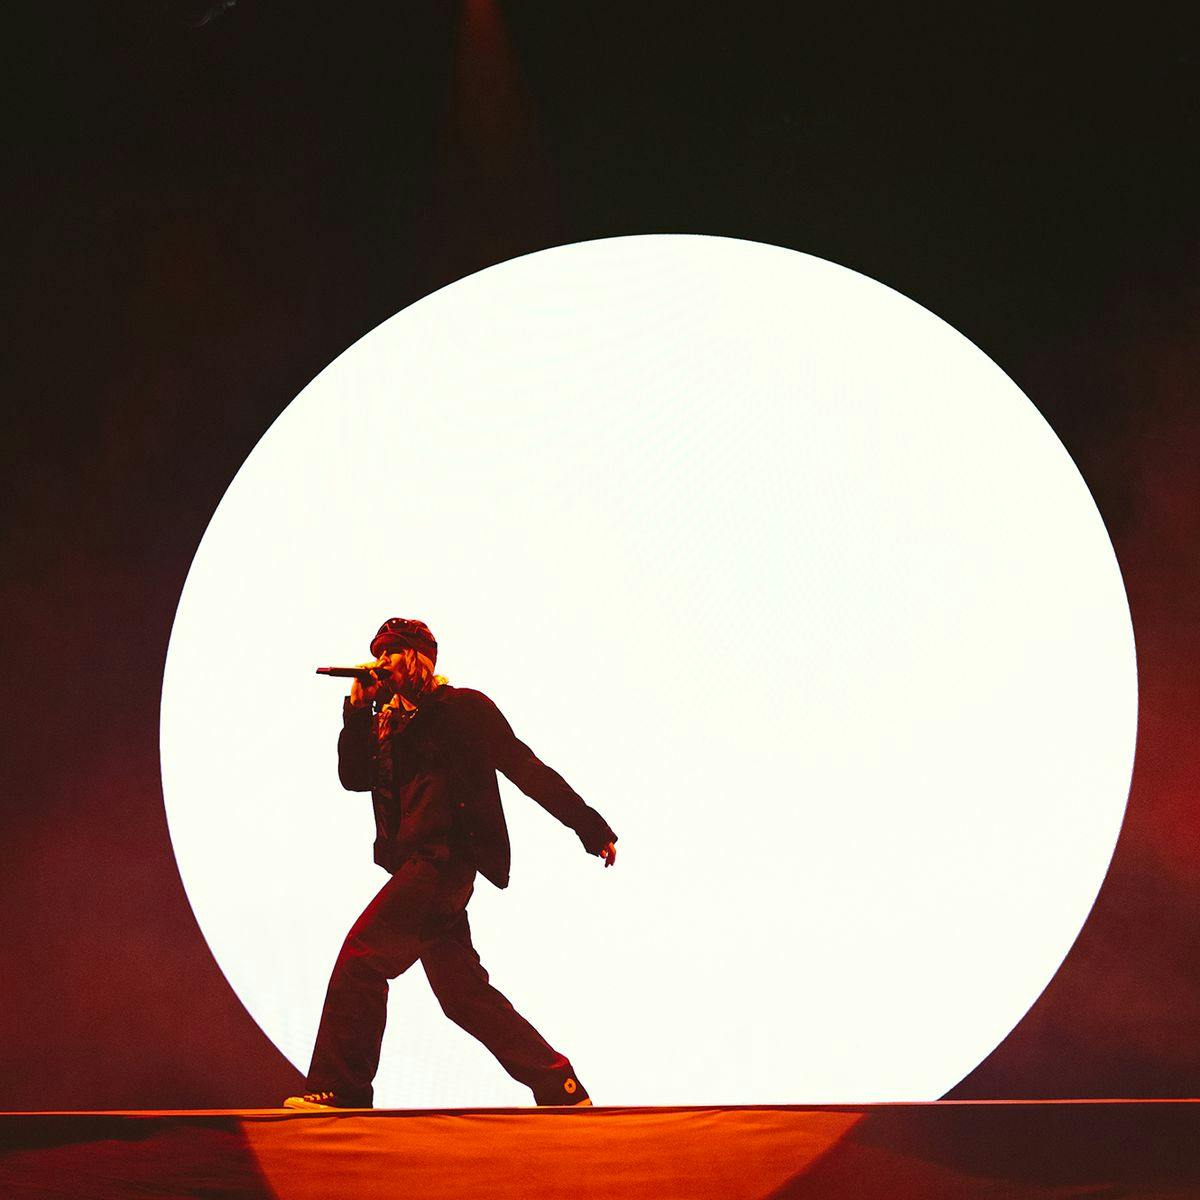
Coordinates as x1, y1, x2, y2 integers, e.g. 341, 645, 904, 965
316, 666, 389, 683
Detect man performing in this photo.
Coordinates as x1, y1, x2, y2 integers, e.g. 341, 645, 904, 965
284, 618, 618, 1110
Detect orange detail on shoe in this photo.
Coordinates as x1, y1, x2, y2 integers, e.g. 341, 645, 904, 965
564, 1079, 577, 1094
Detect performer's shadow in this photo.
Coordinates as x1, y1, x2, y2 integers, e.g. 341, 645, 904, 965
768, 1101, 1200, 1199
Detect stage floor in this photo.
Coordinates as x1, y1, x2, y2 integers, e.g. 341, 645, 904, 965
2, 1100, 1197, 1199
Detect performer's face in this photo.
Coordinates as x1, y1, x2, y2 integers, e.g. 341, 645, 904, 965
373, 646, 431, 697
374, 649, 409, 692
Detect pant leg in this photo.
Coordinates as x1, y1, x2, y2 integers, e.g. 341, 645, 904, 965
307, 856, 455, 1104
420, 909, 584, 1104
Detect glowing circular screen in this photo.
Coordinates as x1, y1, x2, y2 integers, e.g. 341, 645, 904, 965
162, 235, 1136, 1106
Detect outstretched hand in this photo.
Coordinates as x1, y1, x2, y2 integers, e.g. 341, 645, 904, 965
599, 841, 617, 868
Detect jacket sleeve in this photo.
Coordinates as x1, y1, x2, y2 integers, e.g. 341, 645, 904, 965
337, 696, 376, 792
467, 690, 617, 855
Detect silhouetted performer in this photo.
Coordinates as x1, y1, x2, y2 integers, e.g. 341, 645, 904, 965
284, 618, 617, 1110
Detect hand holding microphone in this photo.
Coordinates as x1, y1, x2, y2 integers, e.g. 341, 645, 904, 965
316, 663, 392, 708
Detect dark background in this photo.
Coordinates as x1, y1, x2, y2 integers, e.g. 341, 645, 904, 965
2, 2, 1198, 1109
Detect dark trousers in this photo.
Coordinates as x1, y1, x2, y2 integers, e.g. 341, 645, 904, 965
307, 848, 577, 1106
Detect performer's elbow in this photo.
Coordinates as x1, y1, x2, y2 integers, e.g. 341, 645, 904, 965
338, 762, 373, 791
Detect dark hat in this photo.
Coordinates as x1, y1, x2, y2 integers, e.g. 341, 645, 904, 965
370, 618, 438, 663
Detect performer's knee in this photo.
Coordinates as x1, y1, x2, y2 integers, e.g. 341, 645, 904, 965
429, 981, 474, 1025
336, 932, 392, 981
428, 968, 493, 1025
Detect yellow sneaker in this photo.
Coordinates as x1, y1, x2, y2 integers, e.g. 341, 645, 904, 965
282, 1090, 368, 1111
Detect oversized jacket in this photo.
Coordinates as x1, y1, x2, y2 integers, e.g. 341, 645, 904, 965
337, 684, 616, 889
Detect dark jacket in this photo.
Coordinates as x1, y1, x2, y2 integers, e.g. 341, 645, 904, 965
338, 684, 616, 889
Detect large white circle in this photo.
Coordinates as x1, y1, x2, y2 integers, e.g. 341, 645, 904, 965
161, 235, 1136, 1106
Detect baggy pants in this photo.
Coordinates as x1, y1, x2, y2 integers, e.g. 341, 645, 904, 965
307, 848, 580, 1106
